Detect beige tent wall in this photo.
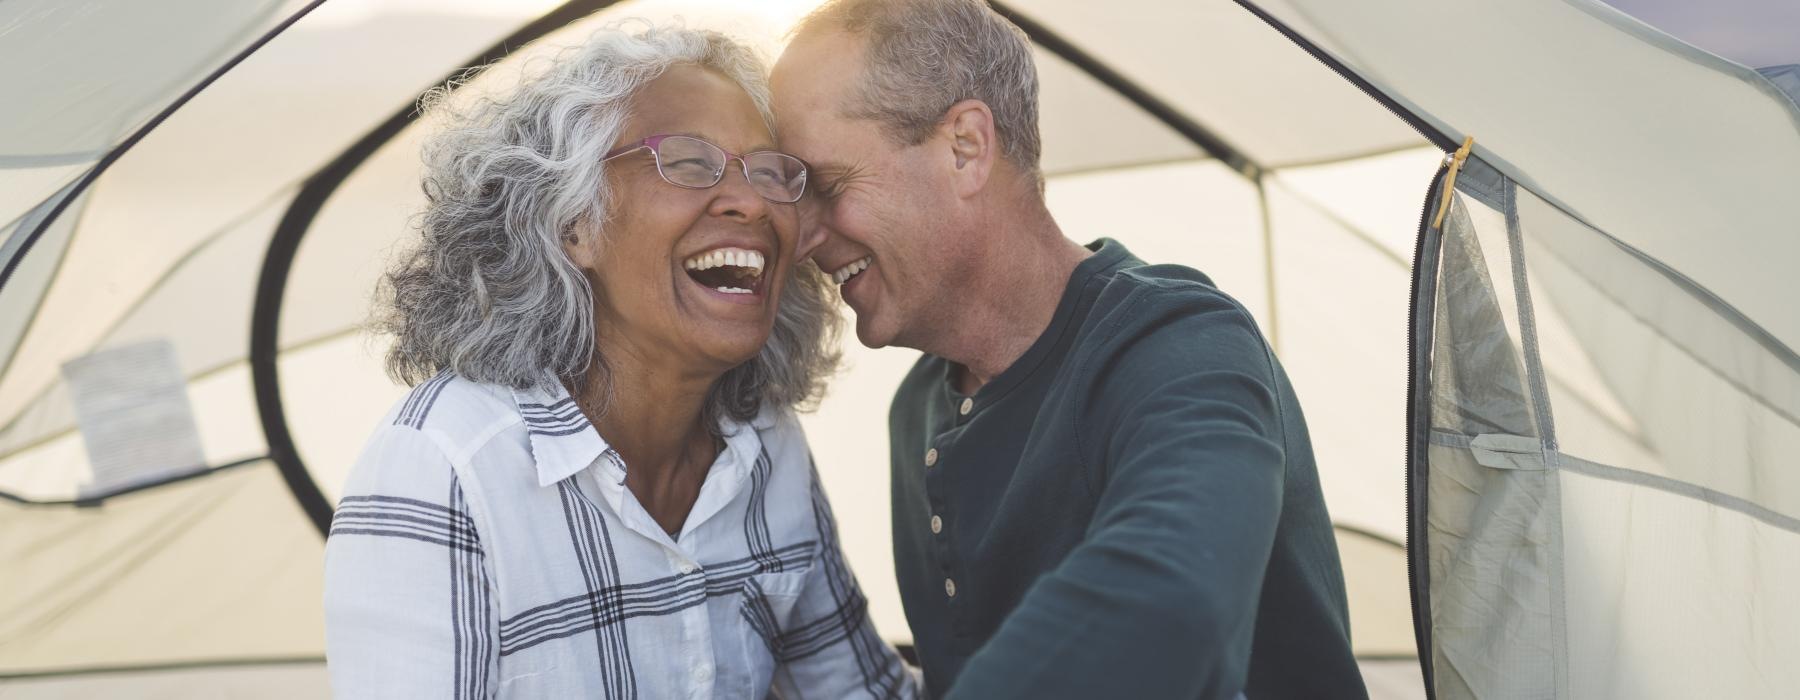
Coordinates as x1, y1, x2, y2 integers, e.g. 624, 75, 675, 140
1, 462, 324, 674
45, 0, 1800, 696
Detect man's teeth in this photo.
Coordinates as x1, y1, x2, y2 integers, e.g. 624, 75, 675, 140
831, 257, 872, 285
683, 248, 765, 275
713, 286, 753, 294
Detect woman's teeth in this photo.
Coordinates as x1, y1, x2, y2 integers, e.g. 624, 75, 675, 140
683, 247, 765, 294
831, 256, 871, 285
684, 248, 764, 274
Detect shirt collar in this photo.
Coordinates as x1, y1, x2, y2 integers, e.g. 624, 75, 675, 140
510, 377, 609, 488
509, 376, 784, 492
949, 238, 1139, 405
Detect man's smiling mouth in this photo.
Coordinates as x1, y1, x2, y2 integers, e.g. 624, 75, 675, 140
829, 256, 871, 286
683, 247, 765, 295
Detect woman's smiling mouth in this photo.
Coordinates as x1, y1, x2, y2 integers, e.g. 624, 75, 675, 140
683, 246, 767, 298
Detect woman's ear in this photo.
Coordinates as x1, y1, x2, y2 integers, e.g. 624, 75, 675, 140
562, 223, 601, 271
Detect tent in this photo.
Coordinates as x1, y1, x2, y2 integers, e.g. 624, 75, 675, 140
2, 0, 1794, 697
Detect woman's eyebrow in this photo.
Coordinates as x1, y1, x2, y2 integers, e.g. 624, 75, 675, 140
664, 131, 776, 153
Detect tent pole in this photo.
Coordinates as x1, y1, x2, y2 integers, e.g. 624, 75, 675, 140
252, 0, 629, 537
988, 1, 1267, 181
1256, 177, 1279, 352
0, 2, 329, 295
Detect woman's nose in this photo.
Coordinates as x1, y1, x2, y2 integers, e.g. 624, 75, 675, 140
707, 163, 770, 222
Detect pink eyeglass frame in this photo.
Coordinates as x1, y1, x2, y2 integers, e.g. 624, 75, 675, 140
602, 134, 808, 203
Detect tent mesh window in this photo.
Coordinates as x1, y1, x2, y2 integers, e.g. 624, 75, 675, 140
1418, 162, 1800, 699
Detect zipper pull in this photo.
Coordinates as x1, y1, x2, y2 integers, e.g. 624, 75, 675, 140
1431, 136, 1477, 229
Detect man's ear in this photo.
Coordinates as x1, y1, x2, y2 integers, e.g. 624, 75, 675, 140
941, 99, 996, 198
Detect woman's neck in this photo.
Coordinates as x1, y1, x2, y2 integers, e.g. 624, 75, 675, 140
574, 332, 723, 536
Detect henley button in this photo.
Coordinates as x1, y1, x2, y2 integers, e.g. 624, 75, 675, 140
925, 448, 939, 467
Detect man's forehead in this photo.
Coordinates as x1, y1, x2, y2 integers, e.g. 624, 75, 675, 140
776, 116, 855, 166
774, 32, 863, 101
773, 31, 881, 162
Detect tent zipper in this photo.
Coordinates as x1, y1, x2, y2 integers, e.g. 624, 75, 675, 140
1433, 137, 1477, 228
1404, 159, 1449, 700
1230, 3, 1466, 697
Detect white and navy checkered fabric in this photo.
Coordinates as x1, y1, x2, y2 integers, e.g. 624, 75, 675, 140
324, 372, 915, 699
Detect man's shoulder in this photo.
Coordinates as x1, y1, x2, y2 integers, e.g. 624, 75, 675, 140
1073, 260, 1274, 381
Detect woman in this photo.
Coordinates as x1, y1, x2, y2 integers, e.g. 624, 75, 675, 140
323, 23, 914, 699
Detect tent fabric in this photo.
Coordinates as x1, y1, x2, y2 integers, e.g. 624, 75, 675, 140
1416, 160, 1800, 698
1250, 0, 1800, 353
0, 662, 328, 699
1, 461, 325, 674
1, 0, 1793, 697
1009, 0, 1426, 168
1601, 0, 1800, 70
0, 0, 303, 220
1759, 64, 1800, 107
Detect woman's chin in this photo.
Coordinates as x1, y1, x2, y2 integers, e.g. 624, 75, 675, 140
681, 330, 771, 373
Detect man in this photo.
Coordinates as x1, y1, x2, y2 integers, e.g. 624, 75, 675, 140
773, 1, 1367, 697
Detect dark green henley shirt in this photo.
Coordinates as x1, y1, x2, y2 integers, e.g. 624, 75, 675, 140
889, 239, 1366, 699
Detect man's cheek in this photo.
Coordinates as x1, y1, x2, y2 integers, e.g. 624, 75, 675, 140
794, 200, 826, 257
798, 224, 830, 263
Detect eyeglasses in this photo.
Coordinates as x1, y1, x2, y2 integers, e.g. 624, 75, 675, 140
603, 134, 808, 204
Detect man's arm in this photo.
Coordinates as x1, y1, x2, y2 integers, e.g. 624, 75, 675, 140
947, 298, 1285, 700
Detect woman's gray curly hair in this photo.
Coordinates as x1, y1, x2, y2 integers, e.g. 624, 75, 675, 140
377, 21, 840, 427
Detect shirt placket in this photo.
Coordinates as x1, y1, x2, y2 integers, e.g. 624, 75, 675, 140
592, 449, 718, 699
674, 548, 715, 698
925, 392, 978, 639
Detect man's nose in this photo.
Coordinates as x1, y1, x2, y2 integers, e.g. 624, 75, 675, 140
794, 197, 829, 262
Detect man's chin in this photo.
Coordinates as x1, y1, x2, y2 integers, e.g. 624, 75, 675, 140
852, 314, 897, 350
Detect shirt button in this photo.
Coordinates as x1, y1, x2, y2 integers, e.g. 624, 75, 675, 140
930, 515, 943, 534
959, 398, 973, 416
945, 578, 957, 597
678, 562, 696, 575
925, 448, 939, 467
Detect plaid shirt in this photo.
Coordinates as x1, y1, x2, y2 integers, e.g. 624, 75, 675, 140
323, 373, 915, 699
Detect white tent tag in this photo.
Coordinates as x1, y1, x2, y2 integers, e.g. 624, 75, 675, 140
61, 338, 207, 498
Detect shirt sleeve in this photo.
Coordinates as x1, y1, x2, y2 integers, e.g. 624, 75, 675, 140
945, 292, 1284, 700
767, 462, 920, 700
323, 425, 499, 700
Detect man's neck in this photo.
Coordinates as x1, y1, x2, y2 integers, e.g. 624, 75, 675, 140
933, 213, 1091, 394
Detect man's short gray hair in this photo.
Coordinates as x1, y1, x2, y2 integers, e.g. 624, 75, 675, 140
378, 21, 839, 427
795, 0, 1042, 175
